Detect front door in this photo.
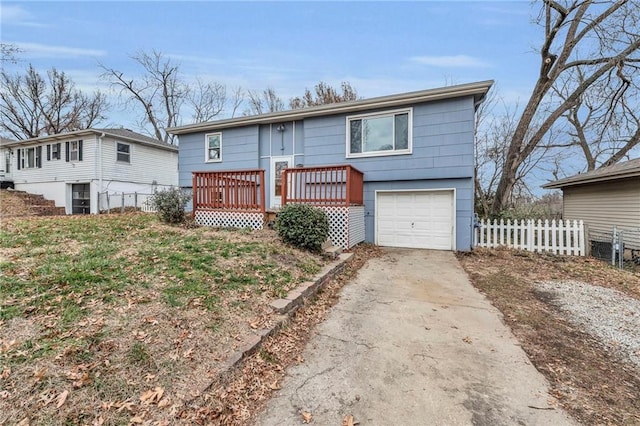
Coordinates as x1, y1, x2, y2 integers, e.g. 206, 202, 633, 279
72, 183, 91, 214
270, 156, 293, 209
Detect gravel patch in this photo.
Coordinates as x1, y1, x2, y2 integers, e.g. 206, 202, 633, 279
536, 280, 640, 370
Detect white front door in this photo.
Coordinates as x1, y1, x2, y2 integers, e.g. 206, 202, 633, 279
270, 156, 293, 209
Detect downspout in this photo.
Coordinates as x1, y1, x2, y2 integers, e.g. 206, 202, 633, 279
98, 132, 105, 213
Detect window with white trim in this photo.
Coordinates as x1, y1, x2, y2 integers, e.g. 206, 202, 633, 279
17, 146, 42, 169
205, 133, 222, 162
116, 142, 130, 163
47, 142, 61, 160
66, 140, 83, 162
347, 109, 412, 157
52, 143, 60, 160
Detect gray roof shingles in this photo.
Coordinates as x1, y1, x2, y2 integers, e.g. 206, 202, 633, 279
543, 157, 640, 189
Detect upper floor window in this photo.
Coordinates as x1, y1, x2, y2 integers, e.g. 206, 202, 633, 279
116, 142, 130, 163
17, 146, 42, 169
66, 140, 83, 162
47, 143, 61, 161
205, 133, 222, 162
346, 109, 412, 158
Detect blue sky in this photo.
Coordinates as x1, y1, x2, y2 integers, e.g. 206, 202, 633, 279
1, 1, 541, 125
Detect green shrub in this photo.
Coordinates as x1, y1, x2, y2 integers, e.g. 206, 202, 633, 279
276, 204, 329, 252
150, 187, 192, 224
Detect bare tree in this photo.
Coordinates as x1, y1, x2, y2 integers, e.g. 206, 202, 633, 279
475, 93, 539, 217
289, 81, 359, 109
491, 0, 640, 214
244, 88, 285, 115
187, 77, 227, 123
100, 50, 186, 144
1, 42, 21, 64
228, 86, 244, 118
0, 65, 108, 140
546, 68, 640, 172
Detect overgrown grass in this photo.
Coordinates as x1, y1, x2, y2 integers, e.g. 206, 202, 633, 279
0, 214, 321, 323
0, 213, 326, 425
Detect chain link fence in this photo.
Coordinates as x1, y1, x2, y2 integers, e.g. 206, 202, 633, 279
98, 192, 156, 213
590, 227, 640, 271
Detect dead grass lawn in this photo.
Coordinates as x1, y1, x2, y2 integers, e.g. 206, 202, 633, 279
0, 213, 327, 425
458, 248, 640, 425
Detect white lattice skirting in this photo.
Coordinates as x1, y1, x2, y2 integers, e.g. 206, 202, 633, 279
195, 210, 264, 230
318, 206, 365, 249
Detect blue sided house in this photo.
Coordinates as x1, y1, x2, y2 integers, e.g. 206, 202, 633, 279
168, 80, 493, 251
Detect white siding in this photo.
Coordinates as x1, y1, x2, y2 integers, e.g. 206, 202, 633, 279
101, 138, 178, 186
7, 134, 178, 214
11, 137, 98, 185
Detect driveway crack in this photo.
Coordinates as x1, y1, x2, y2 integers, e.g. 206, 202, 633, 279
317, 333, 376, 350
294, 366, 336, 409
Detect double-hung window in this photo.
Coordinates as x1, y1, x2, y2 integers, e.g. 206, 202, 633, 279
205, 133, 222, 162
47, 143, 61, 160
66, 140, 83, 162
117, 142, 131, 163
347, 108, 412, 158
17, 146, 42, 169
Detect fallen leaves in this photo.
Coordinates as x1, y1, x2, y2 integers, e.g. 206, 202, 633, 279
342, 414, 360, 426
301, 411, 313, 423
459, 248, 640, 426
140, 387, 164, 404
55, 390, 69, 408
0, 215, 375, 426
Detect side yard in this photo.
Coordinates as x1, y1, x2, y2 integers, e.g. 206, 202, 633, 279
0, 213, 328, 425
459, 248, 640, 425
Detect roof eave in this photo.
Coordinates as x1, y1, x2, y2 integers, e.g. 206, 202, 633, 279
0, 129, 177, 151
543, 170, 640, 189
167, 80, 494, 135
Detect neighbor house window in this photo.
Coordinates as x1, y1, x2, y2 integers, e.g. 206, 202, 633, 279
347, 108, 412, 157
116, 142, 130, 163
65, 140, 83, 162
47, 143, 61, 161
17, 146, 42, 169
205, 133, 222, 162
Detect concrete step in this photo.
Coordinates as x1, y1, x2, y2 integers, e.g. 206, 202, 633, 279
323, 244, 343, 259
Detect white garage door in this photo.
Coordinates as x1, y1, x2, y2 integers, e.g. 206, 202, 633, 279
376, 190, 454, 250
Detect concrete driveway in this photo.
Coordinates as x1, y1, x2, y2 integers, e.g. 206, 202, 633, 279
256, 248, 575, 426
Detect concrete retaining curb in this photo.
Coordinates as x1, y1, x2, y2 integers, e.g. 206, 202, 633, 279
187, 252, 353, 403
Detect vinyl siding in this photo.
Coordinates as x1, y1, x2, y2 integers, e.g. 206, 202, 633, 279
10, 136, 97, 184
9, 135, 177, 214
101, 137, 177, 186
563, 177, 640, 248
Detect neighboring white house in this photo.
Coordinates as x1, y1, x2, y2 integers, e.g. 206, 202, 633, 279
0, 128, 178, 214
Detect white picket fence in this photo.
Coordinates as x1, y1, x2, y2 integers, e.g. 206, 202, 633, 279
475, 218, 585, 256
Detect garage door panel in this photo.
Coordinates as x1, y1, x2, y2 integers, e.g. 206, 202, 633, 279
376, 190, 454, 250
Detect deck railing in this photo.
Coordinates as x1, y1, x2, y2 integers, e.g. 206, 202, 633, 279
282, 165, 364, 206
192, 169, 265, 213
